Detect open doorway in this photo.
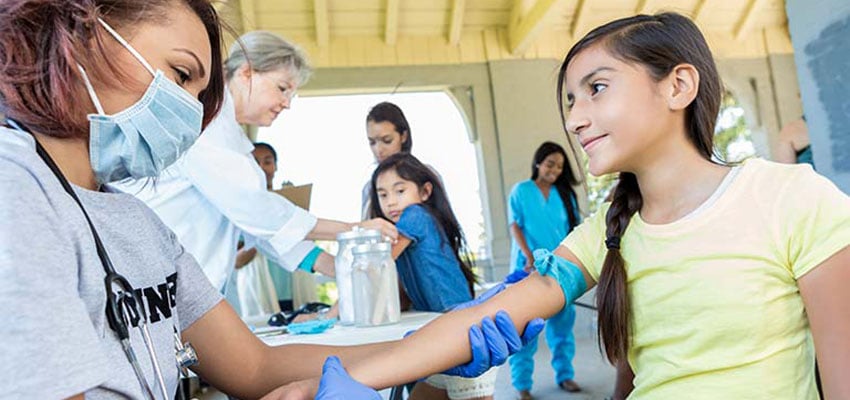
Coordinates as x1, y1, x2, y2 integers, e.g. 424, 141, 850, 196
714, 89, 758, 163
257, 91, 487, 259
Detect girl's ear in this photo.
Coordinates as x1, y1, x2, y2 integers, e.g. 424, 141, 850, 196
666, 63, 700, 111
420, 182, 433, 202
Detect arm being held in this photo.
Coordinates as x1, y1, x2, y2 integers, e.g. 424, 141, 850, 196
343, 246, 593, 390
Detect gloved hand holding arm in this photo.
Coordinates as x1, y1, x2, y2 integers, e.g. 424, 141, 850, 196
441, 268, 541, 377
260, 247, 591, 400
262, 312, 545, 400
341, 248, 590, 390
441, 311, 544, 377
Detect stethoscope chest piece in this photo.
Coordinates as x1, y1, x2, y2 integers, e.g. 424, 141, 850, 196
174, 329, 199, 378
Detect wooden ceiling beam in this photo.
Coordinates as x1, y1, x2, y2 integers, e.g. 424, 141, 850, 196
314, 0, 329, 46
692, 0, 709, 22
240, 0, 256, 32
509, 0, 560, 55
571, 0, 592, 38
734, 0, 767, 40
385, 0, 400, 45
448, 0, 466, 46
635, 0, 653, 15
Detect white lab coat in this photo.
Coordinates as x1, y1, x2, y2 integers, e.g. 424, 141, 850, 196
116, 91, 317, 292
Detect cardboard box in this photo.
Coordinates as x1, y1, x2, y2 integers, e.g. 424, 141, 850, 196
274, 184, 313, 210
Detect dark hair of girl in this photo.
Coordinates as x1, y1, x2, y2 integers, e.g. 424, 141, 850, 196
532, 141, 581, 233
556, 12, 721, 364
366, 101, 413, 153
0, 0, 225, 139
253, 142, 278, 161
368, 153, 477, 296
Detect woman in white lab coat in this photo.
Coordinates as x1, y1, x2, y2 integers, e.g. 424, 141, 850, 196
117, 31, 397, 305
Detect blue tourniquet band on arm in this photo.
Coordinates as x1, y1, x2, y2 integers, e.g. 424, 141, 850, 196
297, 246, 323, 273
532, 249, 587, 305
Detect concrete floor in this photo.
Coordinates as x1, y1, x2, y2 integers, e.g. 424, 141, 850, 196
198, 296, 616, 400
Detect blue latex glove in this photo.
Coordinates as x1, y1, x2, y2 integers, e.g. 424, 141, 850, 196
315, 356, 380, 400
442, 311, 545, 378
504, 269, 530, 284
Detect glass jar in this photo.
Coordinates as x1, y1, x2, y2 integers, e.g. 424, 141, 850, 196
335, 228, 382, 325
351, 242, 401, 327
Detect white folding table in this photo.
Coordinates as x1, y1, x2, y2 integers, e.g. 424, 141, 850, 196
259, 311, 441, 400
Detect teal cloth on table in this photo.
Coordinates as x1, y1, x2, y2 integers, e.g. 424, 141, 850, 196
287, 318, 337, 334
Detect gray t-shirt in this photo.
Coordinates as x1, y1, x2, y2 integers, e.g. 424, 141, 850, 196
0, 127, 223, 399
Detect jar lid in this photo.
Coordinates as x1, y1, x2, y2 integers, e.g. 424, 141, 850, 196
336, 227, 382, 241
351, 242, 392, 255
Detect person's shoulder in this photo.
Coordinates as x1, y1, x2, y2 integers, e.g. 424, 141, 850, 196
396, 204, 439, 242
510, 179, 535, 194
738, 158, 843, 209
400, 204, 432, 221
740, 157, 819, 191
196, 94, 252, 153
0, 128, 51, 199
0, 127, 37, 165
0, 155, 45, 202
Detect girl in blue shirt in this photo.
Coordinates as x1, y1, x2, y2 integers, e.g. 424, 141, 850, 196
368, 153, 476, 313
508, 141, 582, 398
370, 153, 499, 399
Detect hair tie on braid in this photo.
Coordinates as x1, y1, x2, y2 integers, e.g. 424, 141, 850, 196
605, 236, 621, 250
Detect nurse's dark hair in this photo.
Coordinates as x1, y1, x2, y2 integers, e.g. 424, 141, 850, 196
0, 0, 225, 139
369, 153, 477, 296
556, 12, 721, 364
531, 141, 581, 233
366, 102, 413, 153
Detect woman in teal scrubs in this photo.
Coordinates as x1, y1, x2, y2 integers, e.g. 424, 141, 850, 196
507, 141, 583, 399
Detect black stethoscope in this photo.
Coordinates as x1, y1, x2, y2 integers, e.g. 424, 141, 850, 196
6, 119, 198, 400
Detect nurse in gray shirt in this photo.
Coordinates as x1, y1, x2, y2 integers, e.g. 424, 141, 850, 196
0, 1, 539, 399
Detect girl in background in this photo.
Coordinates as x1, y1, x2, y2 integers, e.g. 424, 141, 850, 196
362, 101, 413, 219
270, 12, 849, 400
252, 142, 319, 311
369, 153, 496, 400
508, 141, 582, 398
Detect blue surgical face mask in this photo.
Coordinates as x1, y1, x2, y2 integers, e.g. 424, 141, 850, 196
78, 18, 204, 184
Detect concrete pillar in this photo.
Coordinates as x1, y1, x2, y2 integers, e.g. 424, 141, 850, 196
487, 59, 589, 278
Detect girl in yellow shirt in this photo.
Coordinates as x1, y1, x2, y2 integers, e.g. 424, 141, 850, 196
262, 12, 850, 400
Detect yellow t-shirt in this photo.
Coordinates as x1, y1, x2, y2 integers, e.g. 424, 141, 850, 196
562, 158, 850, 400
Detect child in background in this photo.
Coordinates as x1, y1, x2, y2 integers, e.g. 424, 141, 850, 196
775, 116, 814, 168
252, 142, 321, 314
369, 153, 496, 400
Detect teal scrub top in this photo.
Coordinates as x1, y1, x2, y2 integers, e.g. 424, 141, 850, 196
508, 180, 578, 271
